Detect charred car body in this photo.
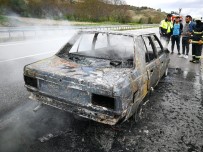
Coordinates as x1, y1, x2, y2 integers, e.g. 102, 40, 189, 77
24, 31, 170, 125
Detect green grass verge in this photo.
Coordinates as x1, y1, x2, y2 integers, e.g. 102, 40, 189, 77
70, 21, 139, 26
0, 15, 8, 25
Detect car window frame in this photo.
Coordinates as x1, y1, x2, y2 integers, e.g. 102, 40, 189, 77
58, 31, 136, 68
150, 34, 164, 56
141, 35, 158, 63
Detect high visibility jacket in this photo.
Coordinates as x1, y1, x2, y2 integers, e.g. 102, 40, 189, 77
159, 19, 173, 36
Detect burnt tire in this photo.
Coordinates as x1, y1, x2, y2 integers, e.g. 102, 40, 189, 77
73, 114, 89, 121
133, 104, 142, 123
163, 67, 168, 77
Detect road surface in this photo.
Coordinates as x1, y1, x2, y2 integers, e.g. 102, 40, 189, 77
0, 28, 202, 152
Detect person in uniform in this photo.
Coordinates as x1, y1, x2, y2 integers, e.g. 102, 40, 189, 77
159, 14, 173, 48
189, 18, 203, 63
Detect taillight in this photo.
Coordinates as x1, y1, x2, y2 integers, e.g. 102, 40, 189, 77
24, 76, 38, 88
92, 94, 115, 110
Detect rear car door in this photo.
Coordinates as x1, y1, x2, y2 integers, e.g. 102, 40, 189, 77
142, 35, 160, 89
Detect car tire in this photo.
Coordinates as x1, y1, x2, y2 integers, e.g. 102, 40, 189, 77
73, 114, 88, 121
163, 67, 168, 77
133, 104, 142, 123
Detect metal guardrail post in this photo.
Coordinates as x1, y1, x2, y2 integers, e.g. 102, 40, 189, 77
23, 31, 25, 39
8, 30, 11, 39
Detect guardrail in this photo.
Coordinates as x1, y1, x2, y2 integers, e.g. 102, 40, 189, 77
0, 24, 158, 41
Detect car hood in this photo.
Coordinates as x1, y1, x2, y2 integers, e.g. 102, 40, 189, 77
24, 56, 131, 93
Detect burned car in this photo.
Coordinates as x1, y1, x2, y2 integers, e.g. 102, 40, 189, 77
24, 31, 170, 125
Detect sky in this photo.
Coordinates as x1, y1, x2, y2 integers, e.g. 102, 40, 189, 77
125, 0, 203, 18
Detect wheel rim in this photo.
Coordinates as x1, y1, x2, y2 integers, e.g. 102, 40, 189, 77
165, 67, 168, 76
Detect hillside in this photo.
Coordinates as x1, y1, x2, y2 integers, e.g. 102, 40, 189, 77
131, 8, 166, 24
0, 0, 166, 26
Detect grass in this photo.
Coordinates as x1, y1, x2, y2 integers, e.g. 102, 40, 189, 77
0, 15, 9, 26
0, 15, 158, 27
69, 21, 141, 26
0, 15, 140, 27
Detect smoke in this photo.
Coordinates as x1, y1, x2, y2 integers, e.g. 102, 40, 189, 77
0, 12, 78, 152
0, 9, 78, 44
69, 32, 134, 61
0, 100, 74, 152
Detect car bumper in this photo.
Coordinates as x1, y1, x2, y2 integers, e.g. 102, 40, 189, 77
28, 90, 126, 125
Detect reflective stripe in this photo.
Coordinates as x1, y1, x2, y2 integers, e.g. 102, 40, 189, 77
195, 56, 202, 59
160, 20, 173, 33
193, 30, 203, 34
191, 40, 203, 44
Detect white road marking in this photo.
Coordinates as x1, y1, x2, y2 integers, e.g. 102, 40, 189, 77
0, 51, 56, 63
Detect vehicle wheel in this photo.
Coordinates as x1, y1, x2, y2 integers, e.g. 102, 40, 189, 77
73, 114, 88, 121
163, 67, 168, 77
133, 104, 142, 123
134, 112, 140, 123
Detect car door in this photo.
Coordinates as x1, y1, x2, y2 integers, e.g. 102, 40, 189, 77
151, 34, 169, 77
142, 35, 160, 89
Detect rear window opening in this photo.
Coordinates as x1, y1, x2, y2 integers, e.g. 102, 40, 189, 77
70, 33, 133, 60
92, 94, 115, 110
24, 76, 38, 88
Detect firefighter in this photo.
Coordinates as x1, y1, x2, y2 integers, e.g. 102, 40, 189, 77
159, 14, 173, 48
189, 18, 203, 63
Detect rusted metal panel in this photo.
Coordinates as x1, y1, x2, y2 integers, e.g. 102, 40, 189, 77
24, 30, 169, 125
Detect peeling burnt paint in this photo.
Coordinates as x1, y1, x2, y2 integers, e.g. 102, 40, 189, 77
24, 31, 170, 125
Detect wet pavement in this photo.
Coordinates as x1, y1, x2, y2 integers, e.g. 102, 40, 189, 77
0, 28, 203, 152
0, 53, 203, 152
26, 69, 203, 152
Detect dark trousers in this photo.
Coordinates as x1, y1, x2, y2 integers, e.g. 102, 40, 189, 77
182, 37, 190, 55
192, 44, 202, 60
171, 35, 180, 53
160, 35, 170, 48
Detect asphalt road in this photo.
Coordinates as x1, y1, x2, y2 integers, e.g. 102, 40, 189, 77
0, 28, 202, 152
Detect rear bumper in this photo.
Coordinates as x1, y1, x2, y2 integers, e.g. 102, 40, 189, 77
29, 91, 125, 125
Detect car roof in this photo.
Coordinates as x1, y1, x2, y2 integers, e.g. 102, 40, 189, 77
78, 30, 155, 37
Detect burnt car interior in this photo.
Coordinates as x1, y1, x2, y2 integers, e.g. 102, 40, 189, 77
58, 32, 135, 68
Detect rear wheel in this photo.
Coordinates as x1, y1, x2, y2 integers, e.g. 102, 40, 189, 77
133, 103, 142, 123
73, 114, 89, 121
163, 67, 168, 77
